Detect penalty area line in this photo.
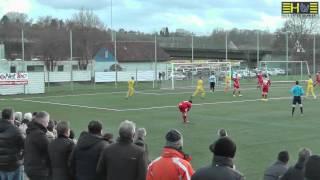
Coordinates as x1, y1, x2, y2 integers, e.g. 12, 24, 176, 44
12, 96, 292, 112
16, 99, 122, 112
118, 96, 292, 111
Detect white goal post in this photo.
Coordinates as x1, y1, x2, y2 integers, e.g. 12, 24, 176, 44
162, 62, 232, 90
258, 61, 310, 82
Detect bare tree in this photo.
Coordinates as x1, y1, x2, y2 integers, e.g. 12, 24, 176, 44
67, 9, 108, 69
274, 16, 320, 61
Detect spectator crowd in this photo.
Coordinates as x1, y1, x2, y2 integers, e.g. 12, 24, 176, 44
0, 107, 319, 180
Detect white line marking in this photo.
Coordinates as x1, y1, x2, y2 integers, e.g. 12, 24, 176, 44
3, 85, 291, 101
12, 89, 172, 100
13, 96, 294, 112
17, 99, 122, 112
118, 96, 291, 111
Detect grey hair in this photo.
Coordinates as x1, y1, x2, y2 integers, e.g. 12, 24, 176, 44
34, 111, 49, 123
217, 128, 228, 137
119, 120, 136, 139
14, 112, 23, 122
298, 148, 312, 163
23, 112, 32, 121
135, 128, 147, 140
56, 121, 70, 136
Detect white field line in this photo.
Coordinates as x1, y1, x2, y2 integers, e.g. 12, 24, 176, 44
0, 85, 290, 101
118, 96, 292, 111
14, 96, 292, 112
17, 99, 122, 112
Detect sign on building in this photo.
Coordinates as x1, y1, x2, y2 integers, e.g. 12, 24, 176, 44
0, 73, 29, 85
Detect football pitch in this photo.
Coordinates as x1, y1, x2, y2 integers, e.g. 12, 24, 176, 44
1, 81, 320, 180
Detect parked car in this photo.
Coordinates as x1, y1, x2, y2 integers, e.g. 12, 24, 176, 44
168, 73, 187, 80
273, 68, 286, 75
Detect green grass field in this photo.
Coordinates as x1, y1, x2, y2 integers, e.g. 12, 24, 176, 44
1, 80, 320, 180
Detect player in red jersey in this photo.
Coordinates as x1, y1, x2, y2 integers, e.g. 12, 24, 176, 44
261, 75, 271, 101
257, 71, 263, 89
315, 72, 320, 87
178, 100, 192, 123
233, 74, 242, 97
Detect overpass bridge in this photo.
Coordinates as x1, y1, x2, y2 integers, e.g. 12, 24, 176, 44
163, 47, 273, 67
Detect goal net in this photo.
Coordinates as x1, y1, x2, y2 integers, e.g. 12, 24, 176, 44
258, 61, 310, 83
161, 62, 232, 90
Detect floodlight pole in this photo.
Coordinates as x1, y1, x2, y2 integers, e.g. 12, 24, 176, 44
110, 0, 113, 42
22, 29, 25, 62
153, 34, 157, 89
191, 34, 194, 86
21, 29, 25, 72
225, 31, 228, 62
191, 34, 194, 63
114, 32, 118, 88
70, 30, 74, 91
257, 31, 259, 68
313, 34, 316, 75
286, 32, 289, 78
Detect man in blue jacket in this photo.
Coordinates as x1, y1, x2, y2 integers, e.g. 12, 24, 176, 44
290, 81, 304, 117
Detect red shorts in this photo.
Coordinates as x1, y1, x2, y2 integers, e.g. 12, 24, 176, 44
258, 80, 263, 86
262, 87, 269, 93
234, 85, 240, 89
179, 107, 187, 113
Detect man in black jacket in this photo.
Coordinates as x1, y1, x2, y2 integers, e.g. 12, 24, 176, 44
281, 148, 311, 180
134, 128, 150, 164
305, 155, 320, 180
69, 120, 108, 180
264, 151, 290, 180
24, 111, 50, 180
0, 108, 25, 180
48, 121, 75, 180
97, 120, 147, 180
191, 137, 244, 180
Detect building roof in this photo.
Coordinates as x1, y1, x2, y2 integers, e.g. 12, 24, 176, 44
101, 41, 170, 62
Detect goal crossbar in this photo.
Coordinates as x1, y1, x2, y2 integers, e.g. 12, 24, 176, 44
169, 62, 232, 90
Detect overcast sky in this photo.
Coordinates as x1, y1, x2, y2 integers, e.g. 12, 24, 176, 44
0, 0, 285, 35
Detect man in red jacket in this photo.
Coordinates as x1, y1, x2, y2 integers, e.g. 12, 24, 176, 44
147, 129, 194, 180
178, 100, 192, 123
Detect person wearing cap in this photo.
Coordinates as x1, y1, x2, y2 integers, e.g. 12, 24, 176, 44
147, 129, 194, 180
304, 155, 320, 180
191, 137, 244, 180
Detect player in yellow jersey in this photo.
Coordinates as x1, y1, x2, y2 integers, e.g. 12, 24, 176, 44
126, 77, 135, 99
224, 74, 231, 93
306, 75, 316, 99
191, 76, 205, 99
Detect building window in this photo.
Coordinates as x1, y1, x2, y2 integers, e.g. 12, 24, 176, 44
10, 66, 16, 73
27, 65, 44, 72
105, 51, 109, 58
57, 65, 64, 72
72, 65, 78, 70
27, 66, 34, 72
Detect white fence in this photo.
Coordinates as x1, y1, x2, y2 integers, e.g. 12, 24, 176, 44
95, 71, 155, 82
45, 71, 91, 82
0, 72, 45, 95
0, 70, 156, 95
